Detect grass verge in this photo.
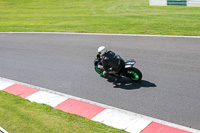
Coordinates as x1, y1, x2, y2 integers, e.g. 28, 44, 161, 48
0, 91, 126, 133
0, 0, 200, 36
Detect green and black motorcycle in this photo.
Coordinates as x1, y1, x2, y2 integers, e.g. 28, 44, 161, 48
94, 57, 142, 82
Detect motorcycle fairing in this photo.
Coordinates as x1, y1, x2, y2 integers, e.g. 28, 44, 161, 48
125, 59, 136, 68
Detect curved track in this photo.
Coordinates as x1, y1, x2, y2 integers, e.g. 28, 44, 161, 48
0, 33, 200, 130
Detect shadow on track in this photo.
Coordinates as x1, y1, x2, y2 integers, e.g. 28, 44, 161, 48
105, 77, 156, 90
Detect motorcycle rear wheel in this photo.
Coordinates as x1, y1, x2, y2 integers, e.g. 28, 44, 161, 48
125, 67, 142, 82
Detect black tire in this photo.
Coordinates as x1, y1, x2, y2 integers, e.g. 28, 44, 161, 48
125, 67, 142, 82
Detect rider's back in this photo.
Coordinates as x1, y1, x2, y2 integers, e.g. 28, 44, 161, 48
103, 51, 125, 73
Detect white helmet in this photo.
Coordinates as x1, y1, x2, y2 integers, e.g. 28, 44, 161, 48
98, 46, 107, 55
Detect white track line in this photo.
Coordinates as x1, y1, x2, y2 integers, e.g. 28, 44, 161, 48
0, 126, 8, 133
0, 32, 200, 38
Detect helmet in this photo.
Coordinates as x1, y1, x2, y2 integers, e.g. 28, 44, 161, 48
98, 46, 107, 55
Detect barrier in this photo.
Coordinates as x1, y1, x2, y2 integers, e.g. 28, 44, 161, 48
150, 0, 200, 6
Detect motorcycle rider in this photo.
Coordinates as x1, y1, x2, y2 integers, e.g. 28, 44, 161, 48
96, 46, 125, 80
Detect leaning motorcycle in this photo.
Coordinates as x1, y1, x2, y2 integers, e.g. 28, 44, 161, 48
94, 56, 142, 82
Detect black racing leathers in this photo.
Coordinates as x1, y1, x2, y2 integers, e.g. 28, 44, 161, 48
102, 51, 125, 74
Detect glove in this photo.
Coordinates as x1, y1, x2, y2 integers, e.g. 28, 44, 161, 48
98, 65, 104, 70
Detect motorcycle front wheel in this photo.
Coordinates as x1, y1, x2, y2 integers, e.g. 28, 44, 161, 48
95, 66, 104, 76
125, 67, 142, 82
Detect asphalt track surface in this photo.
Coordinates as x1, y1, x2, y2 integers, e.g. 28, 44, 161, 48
0, 33, 200, 130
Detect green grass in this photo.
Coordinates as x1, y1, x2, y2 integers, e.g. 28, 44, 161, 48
0, 0, 200, 36
0, 91, 126, 133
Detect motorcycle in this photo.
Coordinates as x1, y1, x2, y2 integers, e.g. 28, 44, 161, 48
94, 56, 142, 82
